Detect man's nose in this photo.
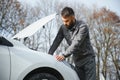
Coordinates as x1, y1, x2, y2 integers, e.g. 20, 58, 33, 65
63, 22, 66, 25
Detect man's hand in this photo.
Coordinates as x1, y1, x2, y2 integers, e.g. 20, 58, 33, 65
55, 55, 65, 61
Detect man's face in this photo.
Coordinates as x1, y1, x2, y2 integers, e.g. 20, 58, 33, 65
61, 16, 75, 28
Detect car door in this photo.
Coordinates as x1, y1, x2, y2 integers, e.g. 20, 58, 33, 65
0, 37, 12, 80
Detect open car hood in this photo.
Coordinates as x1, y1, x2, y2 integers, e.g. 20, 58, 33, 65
12, 13, 57, 39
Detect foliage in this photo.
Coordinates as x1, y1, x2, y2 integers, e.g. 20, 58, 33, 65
0, 0, 26, 37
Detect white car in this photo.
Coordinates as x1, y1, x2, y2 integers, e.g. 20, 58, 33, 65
0, 13, 79, 80
0, 36, 79, 80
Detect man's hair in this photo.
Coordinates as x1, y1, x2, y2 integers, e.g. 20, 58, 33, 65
61, 7, 74, 17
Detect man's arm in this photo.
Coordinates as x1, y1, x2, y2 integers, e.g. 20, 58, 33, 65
48, 27, 64, 55
64, 24, 88, 57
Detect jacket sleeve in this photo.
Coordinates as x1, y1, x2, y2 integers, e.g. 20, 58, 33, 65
48, 27, 64, 55
64, 24, 88, 57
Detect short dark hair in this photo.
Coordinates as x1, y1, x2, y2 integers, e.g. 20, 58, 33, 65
61, 7, 74, 17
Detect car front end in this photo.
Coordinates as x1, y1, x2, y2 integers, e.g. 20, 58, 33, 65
8, 39, 79, 80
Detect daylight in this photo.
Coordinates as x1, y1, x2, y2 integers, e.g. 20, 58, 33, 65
0, 0, 120, 80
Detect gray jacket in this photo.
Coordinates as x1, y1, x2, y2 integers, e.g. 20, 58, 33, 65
48, 20, 95, 65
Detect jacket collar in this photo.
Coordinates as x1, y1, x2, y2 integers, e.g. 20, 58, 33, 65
69, 20, 78, 31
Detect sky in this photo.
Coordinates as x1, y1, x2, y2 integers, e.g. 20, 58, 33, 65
18, 0, 120, 16
76, 0, 120, 16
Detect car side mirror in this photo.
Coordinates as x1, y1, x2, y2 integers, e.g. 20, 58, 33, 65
0, 36, 13, 47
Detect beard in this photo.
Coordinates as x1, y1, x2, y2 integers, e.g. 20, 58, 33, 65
66, 21, 75, 30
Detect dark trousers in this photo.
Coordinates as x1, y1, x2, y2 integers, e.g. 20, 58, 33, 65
75, 57, 96, 80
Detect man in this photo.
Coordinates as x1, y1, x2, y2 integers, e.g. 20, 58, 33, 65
48, 7, 96, 80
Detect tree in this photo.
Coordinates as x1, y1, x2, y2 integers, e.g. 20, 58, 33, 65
0, 0, 26, 37
89, 7, 120, 80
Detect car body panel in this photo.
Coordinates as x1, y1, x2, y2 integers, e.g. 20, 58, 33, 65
0, 45, 10, 80
0, 38, 79, 80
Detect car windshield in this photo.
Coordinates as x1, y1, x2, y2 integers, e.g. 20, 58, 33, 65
0, 36, 13, 47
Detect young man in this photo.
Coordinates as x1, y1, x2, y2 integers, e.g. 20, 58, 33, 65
48, 7, 96, 80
